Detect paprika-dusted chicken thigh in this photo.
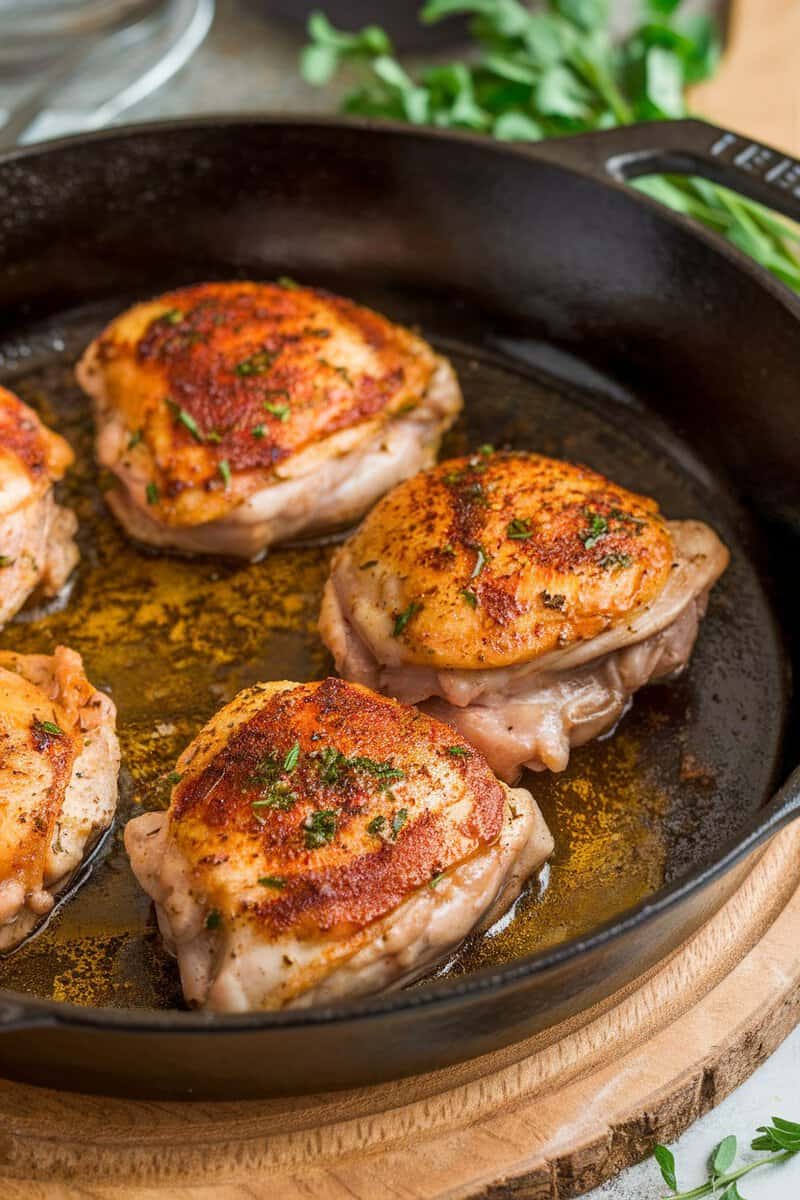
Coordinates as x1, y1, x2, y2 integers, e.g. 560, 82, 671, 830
0, 385, 78, 629
125, 677, 552, 1012
320, 450, 730, 782
77, 281, 461, 559
0, 646, 120, 950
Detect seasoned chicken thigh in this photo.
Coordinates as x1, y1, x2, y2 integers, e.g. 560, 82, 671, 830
0, 646, 119, 950
0, 386, 78, 628
125, 677, 552, 1011
320, 451, 730, 781
77, 282, 462, 559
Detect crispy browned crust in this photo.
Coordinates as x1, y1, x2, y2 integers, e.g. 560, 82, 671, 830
337, 450, 676, 669
0, 385, 74, 489
169, 678, 505, 938
82, 281, 442, 525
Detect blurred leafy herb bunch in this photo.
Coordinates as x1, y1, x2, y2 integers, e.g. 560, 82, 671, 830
300, 0, 800, 293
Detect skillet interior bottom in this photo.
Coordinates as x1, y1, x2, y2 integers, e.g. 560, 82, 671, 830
0, 296, 785, 1012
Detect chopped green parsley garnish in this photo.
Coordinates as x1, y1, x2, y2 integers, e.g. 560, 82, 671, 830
366, 814, 387, 838
176, 408, 203, 441
393, 601, 422, 637
205, 909, 222, 929
219, 459, 231, 488
461, 589, 478, 609
470, 545, 487, 579
235, 349, 277, 376
610, 507, 646, 531
391, 808, 408, 837
304, 810, 337, 849
38, 720, 64, 737
580, 509, 609, 549
599, 552, 633, 570
146, 481, 159, 505
429, 872, 446, 889
161, 308, 184, 325
507, 517, 533, 540
283, 741, 300, 772
206, 430, 223, 444
259, 875, 287, 889
164, 771, 183, 786
252, 424, 267, 438
263, 400, 291, 421
252, 782, 297, 812
314, 748, 404, 790
446, 745, 471, 757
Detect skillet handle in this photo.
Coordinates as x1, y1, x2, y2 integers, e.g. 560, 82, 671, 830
532, 117, 800, 224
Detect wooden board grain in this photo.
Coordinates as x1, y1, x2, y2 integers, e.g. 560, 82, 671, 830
690, 0, 800, 155
0, 821, 798, 1199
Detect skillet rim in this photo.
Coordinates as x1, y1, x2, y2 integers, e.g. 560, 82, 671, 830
0, 113, 797, 1033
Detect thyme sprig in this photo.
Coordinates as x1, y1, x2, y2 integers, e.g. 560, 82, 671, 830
654, 1117, 800, 1199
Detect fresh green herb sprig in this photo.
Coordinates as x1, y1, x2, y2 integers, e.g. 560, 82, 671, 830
301, 0, 800, 294
653, 1117, 800, 1199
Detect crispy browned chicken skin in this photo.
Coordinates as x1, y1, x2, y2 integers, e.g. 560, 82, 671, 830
125, 678, 552, 1011
77, 281, 462, 558
0, 385, 78, 628
320, 451, 730, 780
0, 647, 119, 950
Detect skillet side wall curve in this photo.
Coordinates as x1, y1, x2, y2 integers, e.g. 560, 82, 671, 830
0, 120, 796, 1098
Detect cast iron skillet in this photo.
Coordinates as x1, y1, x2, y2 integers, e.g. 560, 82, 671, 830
0, 116, 799, 1099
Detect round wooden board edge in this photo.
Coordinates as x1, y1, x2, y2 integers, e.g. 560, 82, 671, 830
0, 824, 798, 1198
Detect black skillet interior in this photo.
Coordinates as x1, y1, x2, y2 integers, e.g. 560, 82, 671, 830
0, 118, 798, 1097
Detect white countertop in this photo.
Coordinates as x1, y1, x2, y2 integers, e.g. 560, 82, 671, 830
592, 1024, 800, 1199
37, 3, 799, 1195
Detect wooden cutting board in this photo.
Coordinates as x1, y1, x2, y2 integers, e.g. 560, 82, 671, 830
690, 0, 800, 155
0, 823, 798, 1199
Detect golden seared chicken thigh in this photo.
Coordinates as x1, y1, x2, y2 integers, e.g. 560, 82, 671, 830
77, 281, 462, 559
320, 451, 730, 781
0, 647, 119, 950
125, 678, 552, 1012
0, 386, 78, 628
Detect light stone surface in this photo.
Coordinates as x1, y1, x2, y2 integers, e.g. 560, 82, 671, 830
63, 1, 800, 1196
590, 1024, 800, 1199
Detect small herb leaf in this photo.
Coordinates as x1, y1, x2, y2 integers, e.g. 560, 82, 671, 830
283, 741, 301, 772
713, 1135, 737, 1177
393, 601, 422, 636
305, 810, 337, 848
653, 1144, 677, 1192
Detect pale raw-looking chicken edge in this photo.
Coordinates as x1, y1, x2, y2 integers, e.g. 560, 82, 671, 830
320, 449, 730, 782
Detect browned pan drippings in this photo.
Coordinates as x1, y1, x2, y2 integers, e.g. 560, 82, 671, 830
0, 301, 774, 1009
